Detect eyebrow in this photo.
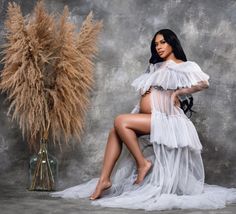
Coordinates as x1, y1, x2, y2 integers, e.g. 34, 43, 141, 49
155, 39, 165, 44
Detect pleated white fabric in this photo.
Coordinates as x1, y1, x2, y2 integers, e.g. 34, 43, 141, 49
131, 60, 210, 95
50, 60, 236, 210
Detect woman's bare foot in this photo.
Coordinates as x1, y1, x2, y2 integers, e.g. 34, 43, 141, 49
134, 160, 152, 184
89, 179, 112, 200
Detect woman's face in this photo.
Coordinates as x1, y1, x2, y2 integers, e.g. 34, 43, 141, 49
155, 34, 173, 60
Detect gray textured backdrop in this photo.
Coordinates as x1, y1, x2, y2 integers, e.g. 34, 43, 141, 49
0, 0, 236, 189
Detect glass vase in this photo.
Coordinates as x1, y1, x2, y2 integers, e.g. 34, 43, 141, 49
28, 138, 58, 191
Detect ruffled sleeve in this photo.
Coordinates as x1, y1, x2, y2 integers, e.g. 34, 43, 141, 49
131, 61, 210, 95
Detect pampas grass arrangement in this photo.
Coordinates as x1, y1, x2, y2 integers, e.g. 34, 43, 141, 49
0, 1, 102, 190
0, 1, 103, 149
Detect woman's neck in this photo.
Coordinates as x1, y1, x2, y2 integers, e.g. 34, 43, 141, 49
163, 53, 183, 64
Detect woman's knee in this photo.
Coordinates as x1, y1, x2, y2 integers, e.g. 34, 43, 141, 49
114, 114, 127, 131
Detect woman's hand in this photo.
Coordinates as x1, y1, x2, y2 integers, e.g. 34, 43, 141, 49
141, 87, 151, 97
171, 91, 180, 107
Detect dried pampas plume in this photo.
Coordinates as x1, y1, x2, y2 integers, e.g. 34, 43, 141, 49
0, 1, 103, 149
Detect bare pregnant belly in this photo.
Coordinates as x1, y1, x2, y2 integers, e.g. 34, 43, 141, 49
140, 93, 152, 114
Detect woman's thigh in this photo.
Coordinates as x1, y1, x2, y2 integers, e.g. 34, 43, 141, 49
114, 113, 151, 135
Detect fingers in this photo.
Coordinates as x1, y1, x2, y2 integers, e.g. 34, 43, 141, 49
174, 98, 180, 107
171, 93, 180, 107
141, 87, 152, 97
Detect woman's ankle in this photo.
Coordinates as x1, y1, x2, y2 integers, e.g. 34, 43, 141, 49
99, 177, 111, 183
137, 159, 151, 169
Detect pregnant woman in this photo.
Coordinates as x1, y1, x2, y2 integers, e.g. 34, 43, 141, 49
51, 29, 236, 210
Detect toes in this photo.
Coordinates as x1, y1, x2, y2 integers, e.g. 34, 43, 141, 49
89, 193, 99, 200
90, 196, 96, 200
89, 188, 99, 200
89, 193, 95, 200
89, 181, 112, 200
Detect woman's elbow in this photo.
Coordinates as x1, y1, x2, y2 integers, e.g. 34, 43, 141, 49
200, 80, 209, 89
203, 81, 209, 89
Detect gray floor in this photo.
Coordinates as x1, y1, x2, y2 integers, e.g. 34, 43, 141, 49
1, 183, 236, 214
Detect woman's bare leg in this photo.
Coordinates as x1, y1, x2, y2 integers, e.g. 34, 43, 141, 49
114, 113, 152, 184
89, 128, 122, 200
90, 113, 151, 200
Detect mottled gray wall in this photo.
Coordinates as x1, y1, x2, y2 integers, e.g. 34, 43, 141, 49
0, 0, 236, 189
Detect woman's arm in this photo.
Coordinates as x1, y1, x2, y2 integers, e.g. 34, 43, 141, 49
171, 80, 209, 106
175, 80, 209, 96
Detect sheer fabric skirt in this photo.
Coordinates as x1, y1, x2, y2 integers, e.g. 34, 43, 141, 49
50, 89, 236, 210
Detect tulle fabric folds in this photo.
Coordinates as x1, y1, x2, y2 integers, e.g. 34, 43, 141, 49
150, 88, 202, 150
50, 138, 236, 210
50, 60, 236, 210
131, 60, 210, 95
50, 140, 206, 210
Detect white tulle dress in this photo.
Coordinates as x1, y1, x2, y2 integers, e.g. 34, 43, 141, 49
50, 60, 236, 210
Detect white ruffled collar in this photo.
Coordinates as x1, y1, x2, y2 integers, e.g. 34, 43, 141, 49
161, 59, 187, 66
131, 60, 209, 94
149, 60, 193, 73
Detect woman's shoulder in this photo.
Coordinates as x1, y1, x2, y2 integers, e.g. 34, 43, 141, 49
151, 59, 200, 67
172, 60, 203, 73
173, 60, 200, 67
132, 59, 209, 92
148, 60, 205, 74
185, 60, 201, 67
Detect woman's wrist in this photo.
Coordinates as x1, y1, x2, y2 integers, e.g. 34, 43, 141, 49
174, 89, 181, 96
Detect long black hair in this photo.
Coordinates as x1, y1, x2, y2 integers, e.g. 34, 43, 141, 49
149, 29, 187, 64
